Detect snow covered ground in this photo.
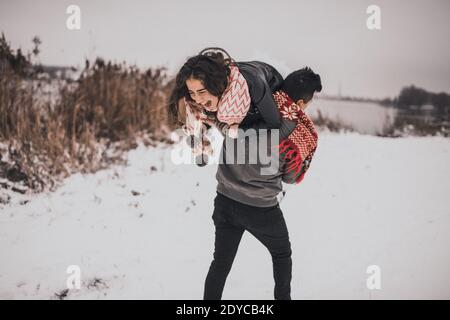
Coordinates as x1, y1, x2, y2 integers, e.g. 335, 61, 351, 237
0, 131, 449, 300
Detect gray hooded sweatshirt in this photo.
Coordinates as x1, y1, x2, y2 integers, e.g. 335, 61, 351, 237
216, 119, 300, 207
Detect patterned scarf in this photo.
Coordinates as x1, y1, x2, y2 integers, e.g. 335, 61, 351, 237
273, 90, 318, 184
184, 65, 250, 135
216, 65, 251, 124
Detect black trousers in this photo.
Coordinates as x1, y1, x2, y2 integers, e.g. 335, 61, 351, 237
204, 192, 292, 300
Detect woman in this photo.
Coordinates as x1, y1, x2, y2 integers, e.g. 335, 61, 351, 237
168, 48, 284, 164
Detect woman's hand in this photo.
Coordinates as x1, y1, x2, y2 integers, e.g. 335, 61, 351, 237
199, 113, 216, 127
226, 124, 239, 139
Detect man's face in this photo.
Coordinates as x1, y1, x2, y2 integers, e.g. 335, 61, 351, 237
186, 77, 219, 112
296, 99, 311, 111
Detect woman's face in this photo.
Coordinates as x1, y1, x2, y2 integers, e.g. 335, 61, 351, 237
186, 77, 219, 112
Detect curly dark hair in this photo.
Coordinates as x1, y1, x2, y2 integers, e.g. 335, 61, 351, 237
168, 48, 234, 126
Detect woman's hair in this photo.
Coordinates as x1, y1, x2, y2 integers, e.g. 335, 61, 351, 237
168, 48, 234, 126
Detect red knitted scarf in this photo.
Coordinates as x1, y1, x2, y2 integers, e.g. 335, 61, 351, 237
273, 91, 318, 184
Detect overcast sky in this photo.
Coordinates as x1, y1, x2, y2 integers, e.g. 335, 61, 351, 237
1, 0, 449, 98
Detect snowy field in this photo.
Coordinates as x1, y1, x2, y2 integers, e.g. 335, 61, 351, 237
0, 131, 449, 300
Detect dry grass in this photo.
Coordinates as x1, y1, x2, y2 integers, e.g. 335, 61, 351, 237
378, 109, 449, 137
1, 35, 173, 193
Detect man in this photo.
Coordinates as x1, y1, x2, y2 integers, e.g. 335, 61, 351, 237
203, 67, 322, 300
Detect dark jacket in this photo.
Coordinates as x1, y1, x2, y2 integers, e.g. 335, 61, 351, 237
236, 61, 284, 130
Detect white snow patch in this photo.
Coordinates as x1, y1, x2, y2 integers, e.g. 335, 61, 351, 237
0, 132, 449, 299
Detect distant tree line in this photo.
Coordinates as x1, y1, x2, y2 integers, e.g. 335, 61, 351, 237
396, 85, 450, 114
320, 85, 449, 117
